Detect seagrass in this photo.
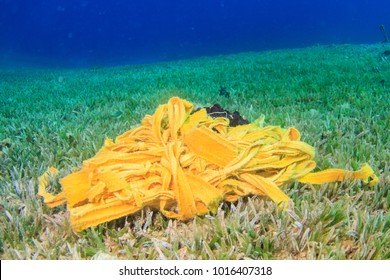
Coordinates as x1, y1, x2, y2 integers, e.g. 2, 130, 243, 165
38, 97, 378, 232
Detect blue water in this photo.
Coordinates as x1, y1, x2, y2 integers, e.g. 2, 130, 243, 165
1, 0, 390, 68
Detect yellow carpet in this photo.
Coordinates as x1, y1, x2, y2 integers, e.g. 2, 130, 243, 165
38, 97, 377, 232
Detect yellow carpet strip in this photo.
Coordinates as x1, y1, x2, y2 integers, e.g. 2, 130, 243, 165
38, 97, 378, 232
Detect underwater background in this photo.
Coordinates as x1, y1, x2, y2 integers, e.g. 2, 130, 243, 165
0, 0, 389, 260
1, 0, 390, 68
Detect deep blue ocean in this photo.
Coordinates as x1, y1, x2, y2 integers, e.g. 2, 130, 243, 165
1, 0, 390, 68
